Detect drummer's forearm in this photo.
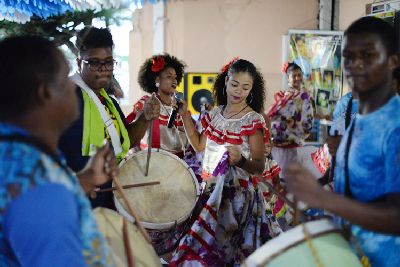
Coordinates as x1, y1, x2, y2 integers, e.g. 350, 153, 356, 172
239, 158, 264, 175
182, 112, 205, 151
127, 114, 150, 147
320, 191, 400, 234
76, 170, 95, 194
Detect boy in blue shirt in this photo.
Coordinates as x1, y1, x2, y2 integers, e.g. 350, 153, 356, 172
285, 17, 400, 267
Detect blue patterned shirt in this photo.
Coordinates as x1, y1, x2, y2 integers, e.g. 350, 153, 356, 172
0, 123, 112, 266
335, 96, 400, 267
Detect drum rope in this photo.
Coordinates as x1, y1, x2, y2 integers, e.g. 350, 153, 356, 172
350, 236, 371, 267
302, 224, 323, 267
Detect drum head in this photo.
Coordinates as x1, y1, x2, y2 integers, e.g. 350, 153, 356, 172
114, 149, 199, 229
93, 208, 161, 267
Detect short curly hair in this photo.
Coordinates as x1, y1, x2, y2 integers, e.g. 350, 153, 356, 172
213, 59, 265, 113
138, 53, 186, 93
76, 26, 114, 55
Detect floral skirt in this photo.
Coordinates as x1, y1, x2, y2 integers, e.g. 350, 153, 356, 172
170, 169, 274, 266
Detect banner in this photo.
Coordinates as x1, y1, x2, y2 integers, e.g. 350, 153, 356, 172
287, 30, 343, 118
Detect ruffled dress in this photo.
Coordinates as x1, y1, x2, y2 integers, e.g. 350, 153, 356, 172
126, 95, 189, 156
170, 106, 274, 266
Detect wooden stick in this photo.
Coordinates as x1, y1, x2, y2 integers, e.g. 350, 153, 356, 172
145, 121, 153, 176
122, 218, 136, 267
257, 176, 307, 222
293, 198, 300, 226
113, 174, 151, 243
95, 181, 160, 193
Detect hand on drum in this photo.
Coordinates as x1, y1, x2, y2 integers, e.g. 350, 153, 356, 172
226, 146, 242, 166
284, 163, 327, 209
143, 93, 160, 121
77, 141, 119, 194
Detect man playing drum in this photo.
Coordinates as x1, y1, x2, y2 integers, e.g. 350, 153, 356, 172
285, 17, 400, 267
0, 36, 118, 266
59, 26, 160, 209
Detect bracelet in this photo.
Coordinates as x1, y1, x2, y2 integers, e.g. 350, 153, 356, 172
236, 155, 247, 168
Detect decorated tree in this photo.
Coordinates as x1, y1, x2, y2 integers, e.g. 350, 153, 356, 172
0, 8, 130, 55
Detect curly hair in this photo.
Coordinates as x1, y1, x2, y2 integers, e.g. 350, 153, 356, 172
76, 26, 114, 54
138, 53, 186, 93
286, 62, 302, 74
213, 59, 265, 113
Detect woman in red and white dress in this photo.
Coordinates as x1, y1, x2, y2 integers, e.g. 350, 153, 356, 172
170, 59, 274, 266
126, 54, 188, 158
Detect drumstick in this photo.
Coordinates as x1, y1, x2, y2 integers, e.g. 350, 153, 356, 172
122, 218, 136, 267
257, 176, 307, 221
293, 198, 300, 226
145, 121, 153, 176
95, 181, 160, 193
112, 174, 151, 243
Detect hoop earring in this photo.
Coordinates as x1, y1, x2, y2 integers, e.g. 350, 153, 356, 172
247, 92, 253, 104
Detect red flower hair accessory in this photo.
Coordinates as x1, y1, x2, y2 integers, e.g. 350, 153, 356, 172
221, 56, 239, 73
281, 62, 289, 74
151, 56, 165, 73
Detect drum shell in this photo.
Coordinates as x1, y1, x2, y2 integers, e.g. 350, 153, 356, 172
243, 219, 363, 267
93, 208, 161, 267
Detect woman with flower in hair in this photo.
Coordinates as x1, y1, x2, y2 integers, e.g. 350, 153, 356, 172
126, 54, 189, 158
170, 59, 273, 266
266, 62, 315, 180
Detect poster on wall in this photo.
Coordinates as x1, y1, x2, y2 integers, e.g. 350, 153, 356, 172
287, 30, 343, 118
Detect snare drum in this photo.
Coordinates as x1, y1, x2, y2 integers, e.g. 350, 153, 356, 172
114, 149, 200, 230
243, 219, 362, 267
93, 208, 161, 267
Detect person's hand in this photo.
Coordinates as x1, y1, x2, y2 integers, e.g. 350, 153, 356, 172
226, 146, 242, 166
178, 99, 190, 117
284, 163, 326, 208
77, 141, 119, 194
326, 130, 342, 157
143, 93, 160, 121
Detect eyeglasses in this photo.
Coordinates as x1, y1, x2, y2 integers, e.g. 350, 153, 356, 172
81, 59, 117, 71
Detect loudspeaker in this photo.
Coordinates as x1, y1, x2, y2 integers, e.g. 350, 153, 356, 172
176, 73, 218, 115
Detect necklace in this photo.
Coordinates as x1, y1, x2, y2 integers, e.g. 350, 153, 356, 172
223, 105, 248, 119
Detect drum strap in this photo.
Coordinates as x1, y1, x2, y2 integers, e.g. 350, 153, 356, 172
343, 120, 372, 267
152, 118, 161, 149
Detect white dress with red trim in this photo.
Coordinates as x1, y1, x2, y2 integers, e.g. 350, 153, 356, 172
126, 95, 189, 156
170, 106, 274, 266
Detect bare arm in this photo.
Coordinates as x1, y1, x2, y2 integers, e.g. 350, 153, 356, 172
126, 115, 150, 147
285, 163, 400, 234
126, 94, 160, 147
180, 101, 207, 152
228, 129, 265, 175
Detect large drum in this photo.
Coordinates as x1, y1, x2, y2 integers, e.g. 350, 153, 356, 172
243, 219, 362, 267
93, 208, 161, 267
114, 149, 200, 230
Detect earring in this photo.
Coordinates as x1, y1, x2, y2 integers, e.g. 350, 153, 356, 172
155, 82, 160, 88
247, 92, 253, 104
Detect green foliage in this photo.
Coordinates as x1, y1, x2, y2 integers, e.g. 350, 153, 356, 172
0, 8, 130, 55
